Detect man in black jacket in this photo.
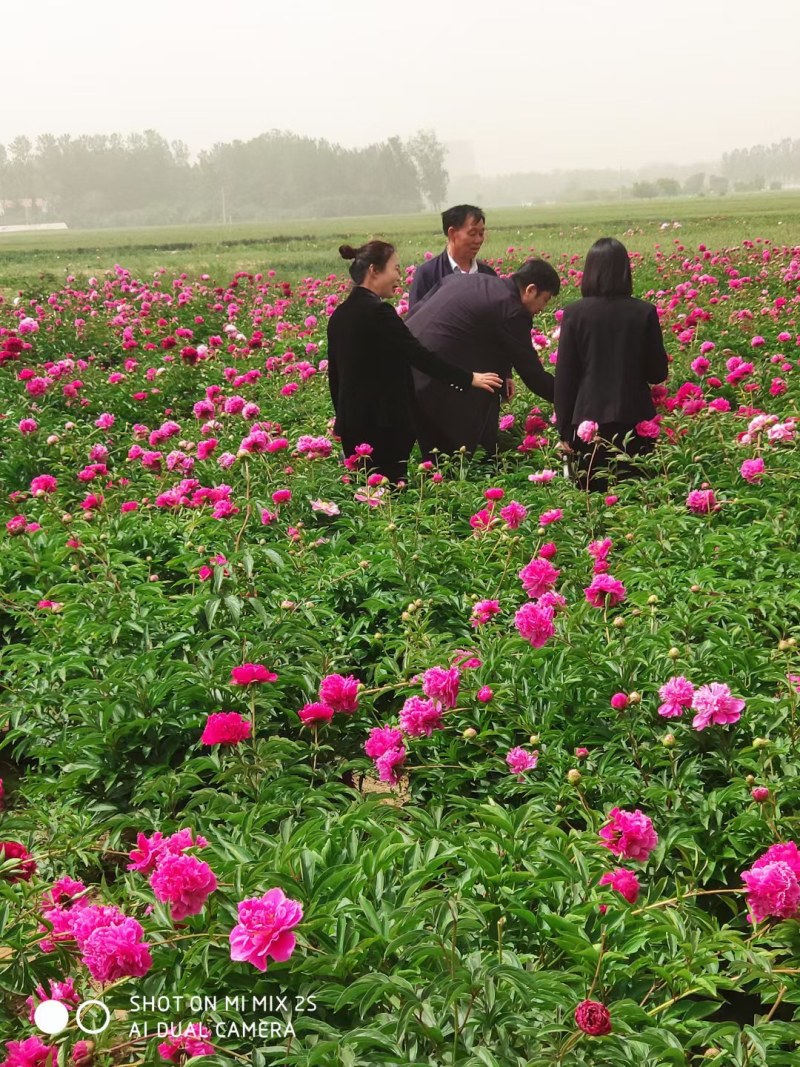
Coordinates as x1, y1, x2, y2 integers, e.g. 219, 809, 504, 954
406, 259, 561, 459
408, 204, 497, 309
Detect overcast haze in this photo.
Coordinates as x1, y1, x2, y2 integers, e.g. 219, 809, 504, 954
4, 0, 798, 174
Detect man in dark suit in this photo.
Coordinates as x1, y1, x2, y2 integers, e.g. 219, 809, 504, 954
406, 259, 561, 459
408, 204, 497, 309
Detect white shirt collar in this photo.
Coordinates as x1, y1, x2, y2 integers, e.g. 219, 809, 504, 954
447, 251, 478, 275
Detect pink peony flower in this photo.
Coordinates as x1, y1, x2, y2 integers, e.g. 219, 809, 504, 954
610, 693, 629, 710
399, 696, 444, 737
577, 420, 599, 443
599, 807, 658, 862
230, 663, 278, 685
319, 673, 360, 713
574, 1000, 612, 1036
476, 685, 493, 703
506, 747, 539, 778
539, 508, 563, 525
374, 744, 407, 784
519, 557, 560, 599
297, 702, 334, 727
150, 854, 217, 921
81, 916, 152, 982
742, 860, 800, 923
0, 841, 37, 882
740, 457, 765, 484
201, 711, 251, 745
584, 574, 627, 609
691, 682, 745, 731
30, 475, 57, 495
686, 489, 719, 514
499, 501, 527, 529
158, 1023, 214, 1061
751, 787, 770, 803
364, 727, 404, 759
514, 602, 556, 648
25, 978, 80, 1023
0, 1037, 57, 1067
229, 888, 303, 971
422, 666, 460, 709
658, 676, 695, 718
471, 599, 501, 627
599, 867, 640, 903
635, 419, 660, 438
127, 828, 208, 874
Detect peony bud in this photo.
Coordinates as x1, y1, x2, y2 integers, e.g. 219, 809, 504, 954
751, 786, 770, 802
567, 769, 582, 785
628, 691, 642, 705
462, 727, 477, 739
662, 733, 676, 747
752, 737, 769, 750
529, 734, 540, 745
612, 616, 626, 628
667, 647, 680, 659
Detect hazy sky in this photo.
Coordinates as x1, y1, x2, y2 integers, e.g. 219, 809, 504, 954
3, 0, 797, 174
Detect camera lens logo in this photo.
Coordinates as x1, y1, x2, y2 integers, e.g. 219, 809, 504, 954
33, 1000, 69, 1036
35, 1000, 112, 1036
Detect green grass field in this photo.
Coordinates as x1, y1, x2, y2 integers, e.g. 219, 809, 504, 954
2, 191, 800, 293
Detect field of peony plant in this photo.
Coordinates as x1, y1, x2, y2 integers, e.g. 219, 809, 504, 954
0, 230, 799, 1067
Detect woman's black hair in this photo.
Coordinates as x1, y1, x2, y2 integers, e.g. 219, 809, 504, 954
338, 240, 396, 284
580, 237, 633, 298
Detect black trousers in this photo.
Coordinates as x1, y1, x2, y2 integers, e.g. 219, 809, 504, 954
571, 423, 655, 493
341, 432, 411, 486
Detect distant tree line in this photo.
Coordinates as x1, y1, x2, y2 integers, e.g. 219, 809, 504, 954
0, 129, 449, 227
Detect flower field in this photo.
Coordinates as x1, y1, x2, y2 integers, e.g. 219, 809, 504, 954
1, 228, 799, 1067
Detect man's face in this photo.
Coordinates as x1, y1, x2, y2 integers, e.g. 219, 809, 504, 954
447, 215, 486, 262
521, 286, 552, 315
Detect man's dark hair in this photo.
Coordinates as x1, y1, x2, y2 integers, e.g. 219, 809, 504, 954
512, 258, 561, 296
580, 237, 633, 298
441, 204, 486, 235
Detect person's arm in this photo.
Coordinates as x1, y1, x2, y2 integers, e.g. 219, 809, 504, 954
375, 301, 497, 392
645, 305, 669, 384
326, 336, 339, 413
499, 309, 554, 403
554, 310, 580, 442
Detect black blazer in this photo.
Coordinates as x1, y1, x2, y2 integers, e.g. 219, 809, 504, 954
408, 249, 497, 308
326, 286, 472, 448
554, 296, 668, 440
407, 273, 554, 455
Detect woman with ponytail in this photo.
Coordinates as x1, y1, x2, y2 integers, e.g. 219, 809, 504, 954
327, 240, 502, 483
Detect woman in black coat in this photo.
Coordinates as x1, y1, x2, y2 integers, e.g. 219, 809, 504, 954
554, 237, 669, 491
327, 240, 502, 483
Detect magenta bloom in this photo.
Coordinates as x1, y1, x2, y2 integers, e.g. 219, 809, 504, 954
1, 1037, 57, 1067
576, 420, 599, 443
742, 860, 800, 923
471, 599, 501, 627
81, 916, 153, 982
691, 682, 744, 731
752, 843, 800, 878
599, 868, 640, 903
230, 663, 278, 685
399, 696, 444, 737
539, 508, 563, 525
201, 711, 251, 745
30, 475, 57, 495
740, 457, 765, 484
506, 747, 539, 778
574, 1000, 612, 1036
364, 726, 404, 759
150, 854, 218, 921
584, 574, 627, 608
599, 807, 658, 862
658, 676, 695, 718
422, 666, 460, 709
476, 685, 493, 703
610, 693, 629, 711
374, 744, 407, 784
514, 602, 556, 648
319, 673, 360, 713
158, 1023, 214, 1062
686, 489, 719, 514
229, 888, 303, 971
751, 787, 770, 803
500, 500, 527, 529
519, 556, 560, 599
0, 840, 37, 882
297, 702, 334, 728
